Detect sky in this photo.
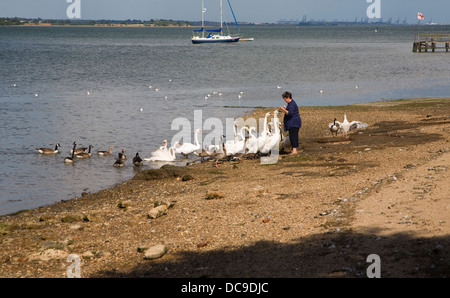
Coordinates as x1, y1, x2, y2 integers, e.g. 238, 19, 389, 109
0, 0, 449, 24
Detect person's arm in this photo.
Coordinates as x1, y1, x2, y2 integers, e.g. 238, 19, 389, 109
280, 106, 289, 115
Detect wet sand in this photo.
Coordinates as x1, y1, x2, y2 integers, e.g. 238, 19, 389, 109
0, 97, 449, 278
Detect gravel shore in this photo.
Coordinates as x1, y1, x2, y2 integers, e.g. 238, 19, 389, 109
1, 97, 449, 278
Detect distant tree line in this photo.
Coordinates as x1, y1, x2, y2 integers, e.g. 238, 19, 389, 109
0, 17, 192, 27
0, 17, 22, 26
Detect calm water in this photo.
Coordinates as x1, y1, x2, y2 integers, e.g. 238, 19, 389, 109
1, 25, 449, 215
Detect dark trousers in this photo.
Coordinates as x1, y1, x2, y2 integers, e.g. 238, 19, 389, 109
288, 127, 300, 148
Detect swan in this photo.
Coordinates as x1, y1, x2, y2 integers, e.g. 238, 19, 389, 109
97, 146, 114, 156
245, 127, 259, 154
261, 110, 281, 154
176, 129, 202, 158
332, 113, 368, 138
257, 112, 272, 152
144, 146, 176, 162
133, 153, 143, 166
224, 126, 247, 156
37, 143, 61, 154
64, 142, 77, 163
329, 118, 339, 137
278, 122, 293, 152
76, 145, 93, 159
147, 140, 169, 160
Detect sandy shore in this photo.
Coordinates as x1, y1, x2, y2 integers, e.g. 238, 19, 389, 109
0, 97, 449, 278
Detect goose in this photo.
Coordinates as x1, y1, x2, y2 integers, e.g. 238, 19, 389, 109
113, 153, 125, 167
64, 142, 77, 163
257, 112, 272, 152
37, 143, 61, 154
133, 153, 143, 166
209, 136, 226, 168
97, 146, 114, 156
144, 146, 176, 162
71, 145, 87, 155
120, 149, 127, 160
332, 113, 368, 138
76, 145, 93, 159
329, 118, 340, 137
176, 129, 202, 158
230, 138, 249, 163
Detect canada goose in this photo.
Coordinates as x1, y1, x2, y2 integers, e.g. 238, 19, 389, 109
120, 149, 127, 160
97, 146, 114, 156
329, 118, 340, 137
37, 143, 61, 154
133, 153, 143, 166
76, 145, 93, 159
64, 142, 77, 163
113, 153, 125, 167
71, 145, 87, 155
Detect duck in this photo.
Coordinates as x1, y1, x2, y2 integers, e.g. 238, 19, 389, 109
37, 143, 61, 154
76, 145, 93, 159
329, 118, 340, 137
331, 113, 368, 138
133, 153, 143, 166
97, 146, 114, 156
64, 142, 77, 163
113, 153, 125, 167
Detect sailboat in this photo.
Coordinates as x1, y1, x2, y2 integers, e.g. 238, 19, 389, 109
192, 0, 240, 44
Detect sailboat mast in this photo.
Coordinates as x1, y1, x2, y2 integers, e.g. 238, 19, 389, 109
220, 0, 223, 32
201, 0, 205, 38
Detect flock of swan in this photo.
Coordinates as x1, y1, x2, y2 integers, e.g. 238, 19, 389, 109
36, 111, 368, 168
143, 109, 284, 167
142, 110, 368, 168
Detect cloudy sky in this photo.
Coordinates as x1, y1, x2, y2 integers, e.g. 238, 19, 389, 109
0, 0, 448, 24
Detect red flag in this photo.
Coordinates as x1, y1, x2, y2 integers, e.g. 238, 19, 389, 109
417, 12, 424, 20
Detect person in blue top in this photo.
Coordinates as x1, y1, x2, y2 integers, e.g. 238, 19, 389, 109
279, 91, 302, 155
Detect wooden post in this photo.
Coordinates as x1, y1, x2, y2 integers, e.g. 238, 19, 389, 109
446, 42, 449, 52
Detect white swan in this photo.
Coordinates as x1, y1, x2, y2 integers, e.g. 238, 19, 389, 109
261, 110, 281, 154
144, 146, 176, 162
176, 129, 202, 158
225, 126, 247, 156
331, 113, 368, 138
257, 112, 271, 152
245, 127, 259, 154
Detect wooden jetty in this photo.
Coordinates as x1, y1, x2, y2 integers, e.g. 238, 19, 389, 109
413, 33, 450, 53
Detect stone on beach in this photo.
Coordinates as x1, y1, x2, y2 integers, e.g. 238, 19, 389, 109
144, 244, 168, 260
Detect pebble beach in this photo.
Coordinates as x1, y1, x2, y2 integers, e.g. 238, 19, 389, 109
0, 97, 449, 278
